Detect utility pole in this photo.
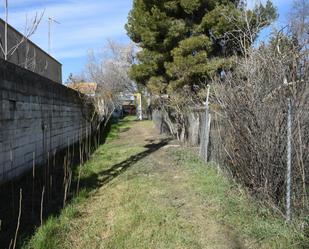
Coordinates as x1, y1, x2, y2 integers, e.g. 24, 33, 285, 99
48, 17, 60, 54
4, 0, 8, 60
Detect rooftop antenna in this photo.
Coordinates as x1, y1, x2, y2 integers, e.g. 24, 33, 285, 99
4, 0, 8, 60
48, 16, 60, 54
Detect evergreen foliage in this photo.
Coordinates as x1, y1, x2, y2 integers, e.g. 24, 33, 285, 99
126, 0, 277, 94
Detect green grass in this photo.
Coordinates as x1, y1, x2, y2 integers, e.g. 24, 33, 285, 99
22, 118, 308, 249
22, 116, 142, 249
170, 150, 308, 249
78, 116, 143, 180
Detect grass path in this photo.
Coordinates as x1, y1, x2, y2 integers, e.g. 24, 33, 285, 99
23, 118, 306, 249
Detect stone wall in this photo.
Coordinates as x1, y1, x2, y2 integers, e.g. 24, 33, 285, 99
0, 59, 95, 183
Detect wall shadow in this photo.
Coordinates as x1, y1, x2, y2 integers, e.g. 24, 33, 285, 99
80, 138, 170, 191
0, 118, 170, 249
0, 118, 114, 249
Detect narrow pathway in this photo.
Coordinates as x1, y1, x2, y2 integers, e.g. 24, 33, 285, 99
25, 119, 298, 249
55, 120, 249, 249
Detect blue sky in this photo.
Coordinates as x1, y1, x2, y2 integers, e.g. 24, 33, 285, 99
6, 0, 294, 83
249, 0, 294, 42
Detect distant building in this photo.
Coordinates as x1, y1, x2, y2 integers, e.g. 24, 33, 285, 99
122, 101, 136, 115
0, 19, 62, 83
119, 93, 136, 115
67, 82, 98, 96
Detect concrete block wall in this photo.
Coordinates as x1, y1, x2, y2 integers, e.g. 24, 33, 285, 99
0, 59, 95, 183
0, 19, 62, 83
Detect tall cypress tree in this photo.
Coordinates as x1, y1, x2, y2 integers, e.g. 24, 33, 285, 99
126, 0, 276, 94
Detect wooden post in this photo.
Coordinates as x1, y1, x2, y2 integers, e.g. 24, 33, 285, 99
199, 86, 210, 162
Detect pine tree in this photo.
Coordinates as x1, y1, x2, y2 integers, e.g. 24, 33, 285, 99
126, 0, 277, 94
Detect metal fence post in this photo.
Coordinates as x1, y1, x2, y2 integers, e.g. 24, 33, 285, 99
286, 97, 292, 222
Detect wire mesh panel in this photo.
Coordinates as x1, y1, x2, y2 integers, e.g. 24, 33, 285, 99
208, 81, 309, 218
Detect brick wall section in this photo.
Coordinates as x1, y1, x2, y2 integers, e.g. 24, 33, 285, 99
0, 60, 95, 183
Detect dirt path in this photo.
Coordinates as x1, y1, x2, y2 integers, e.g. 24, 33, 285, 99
23, 119, 304, 249
51, 120, 249, 249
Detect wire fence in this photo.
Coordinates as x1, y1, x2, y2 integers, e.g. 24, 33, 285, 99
199, 82, 309, 222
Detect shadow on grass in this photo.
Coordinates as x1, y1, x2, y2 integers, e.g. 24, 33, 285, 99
80, 138, 171, 191
0, 117, 168, 249
0, 118, 128, 249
